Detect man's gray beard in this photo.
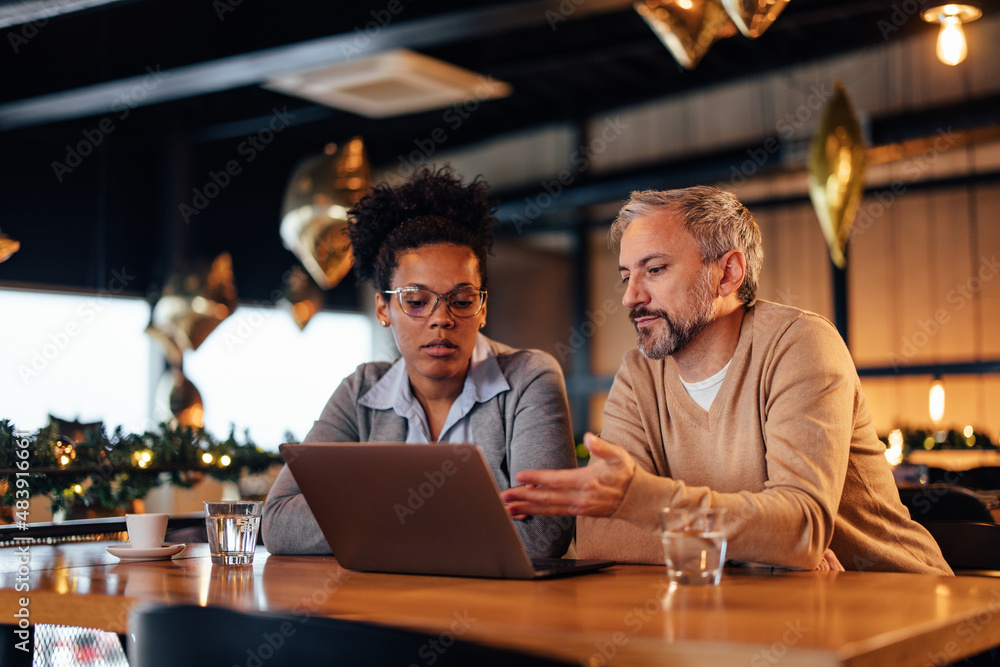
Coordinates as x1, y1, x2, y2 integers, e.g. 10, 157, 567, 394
634, 271, 717, 360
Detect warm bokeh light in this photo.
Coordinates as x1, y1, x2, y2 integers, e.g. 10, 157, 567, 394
885, 429, 904, 466
963, 425, 974, 438
219, 455, 232, 467
929, 380, 945, 423
72, 484, 83, 494
936, 17, 968, 65
202, 452, 214, 464
922, 4, 981, 66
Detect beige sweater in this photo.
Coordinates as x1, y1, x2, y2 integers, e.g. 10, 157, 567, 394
578, 301, 952, 575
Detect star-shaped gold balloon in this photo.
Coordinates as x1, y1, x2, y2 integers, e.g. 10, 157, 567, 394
634, 0, 738, 70
808, 82, 868, 269
721, 0, 789, 38
0, 231, 20, 263
146, 252, 238, 364
280, 137, 371, 290
281, 266, 324, 331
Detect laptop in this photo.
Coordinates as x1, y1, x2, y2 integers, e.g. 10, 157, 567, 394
279, 442, 615, 579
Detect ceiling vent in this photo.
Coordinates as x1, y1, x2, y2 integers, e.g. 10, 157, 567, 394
264, 49, 511, 118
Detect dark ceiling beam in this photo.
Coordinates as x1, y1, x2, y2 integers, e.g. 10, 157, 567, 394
0, 0, 129, 29
0, 0, 636, 131
493, 92, 1000, 227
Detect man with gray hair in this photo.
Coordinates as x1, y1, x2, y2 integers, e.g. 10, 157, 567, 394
502, 186, 951, 574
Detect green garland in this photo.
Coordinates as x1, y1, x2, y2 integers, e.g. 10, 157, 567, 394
880, 426, 997, 453
1, 419, 282, 514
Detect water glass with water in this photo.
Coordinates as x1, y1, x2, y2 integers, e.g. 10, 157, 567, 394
204, 501, 262, 566
660, 507, 728, 585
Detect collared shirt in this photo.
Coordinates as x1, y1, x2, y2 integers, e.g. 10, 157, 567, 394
358, 333, 510, 443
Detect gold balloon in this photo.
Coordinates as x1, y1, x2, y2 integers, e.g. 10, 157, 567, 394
147, 252, 238, 358
280, 137, 371, 289
721, 0, 789, 38
49, 415, 102, 444
0, 230, 20, 263
281, 266, 324, 331
157, 368, 205, 429
634, 0, 738, 70
808, 82, 868, 269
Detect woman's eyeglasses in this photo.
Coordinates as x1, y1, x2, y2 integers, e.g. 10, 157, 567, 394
382, 287, 487, 318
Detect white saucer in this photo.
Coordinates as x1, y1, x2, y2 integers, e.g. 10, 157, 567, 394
107, 543, 186, 561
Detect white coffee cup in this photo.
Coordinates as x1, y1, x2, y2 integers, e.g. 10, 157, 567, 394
126, 513, 169, 549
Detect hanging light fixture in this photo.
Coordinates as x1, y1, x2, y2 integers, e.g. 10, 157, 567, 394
929, 377, 945, 424
921, 4, 982, 66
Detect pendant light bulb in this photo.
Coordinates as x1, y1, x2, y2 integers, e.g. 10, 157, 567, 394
937, 16, 967, 65
929, 378, 945, 424
922, 4, 982, 66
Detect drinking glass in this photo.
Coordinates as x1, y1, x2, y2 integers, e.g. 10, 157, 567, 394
659, 507, 728, 585
204, 501, 262, 566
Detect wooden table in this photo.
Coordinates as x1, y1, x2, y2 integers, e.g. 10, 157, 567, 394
3, 542, 1000, 666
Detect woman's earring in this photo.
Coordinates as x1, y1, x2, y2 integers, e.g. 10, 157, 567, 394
380, 320, 389, 327
479, 322, 485, 329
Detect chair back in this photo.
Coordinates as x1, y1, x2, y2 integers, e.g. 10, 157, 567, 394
130, 604, 573, 667
919, 520, 1000, 574
897, 484, 995, 524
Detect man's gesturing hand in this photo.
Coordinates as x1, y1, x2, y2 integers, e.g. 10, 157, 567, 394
500, 432, 636, 517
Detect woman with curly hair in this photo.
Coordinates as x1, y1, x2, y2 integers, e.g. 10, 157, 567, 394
262, 166, 577, 558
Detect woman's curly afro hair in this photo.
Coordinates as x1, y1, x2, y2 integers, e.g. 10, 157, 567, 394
348, 165, 497, 293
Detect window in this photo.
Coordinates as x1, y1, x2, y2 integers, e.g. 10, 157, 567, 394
183, 305, 372, 447
0, 288, 372, 449
0, 289, 153, 433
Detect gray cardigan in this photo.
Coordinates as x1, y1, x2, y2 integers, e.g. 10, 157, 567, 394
262, 337, 577, 558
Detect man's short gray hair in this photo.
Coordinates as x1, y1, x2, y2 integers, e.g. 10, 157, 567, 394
610, 186, 763, 306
